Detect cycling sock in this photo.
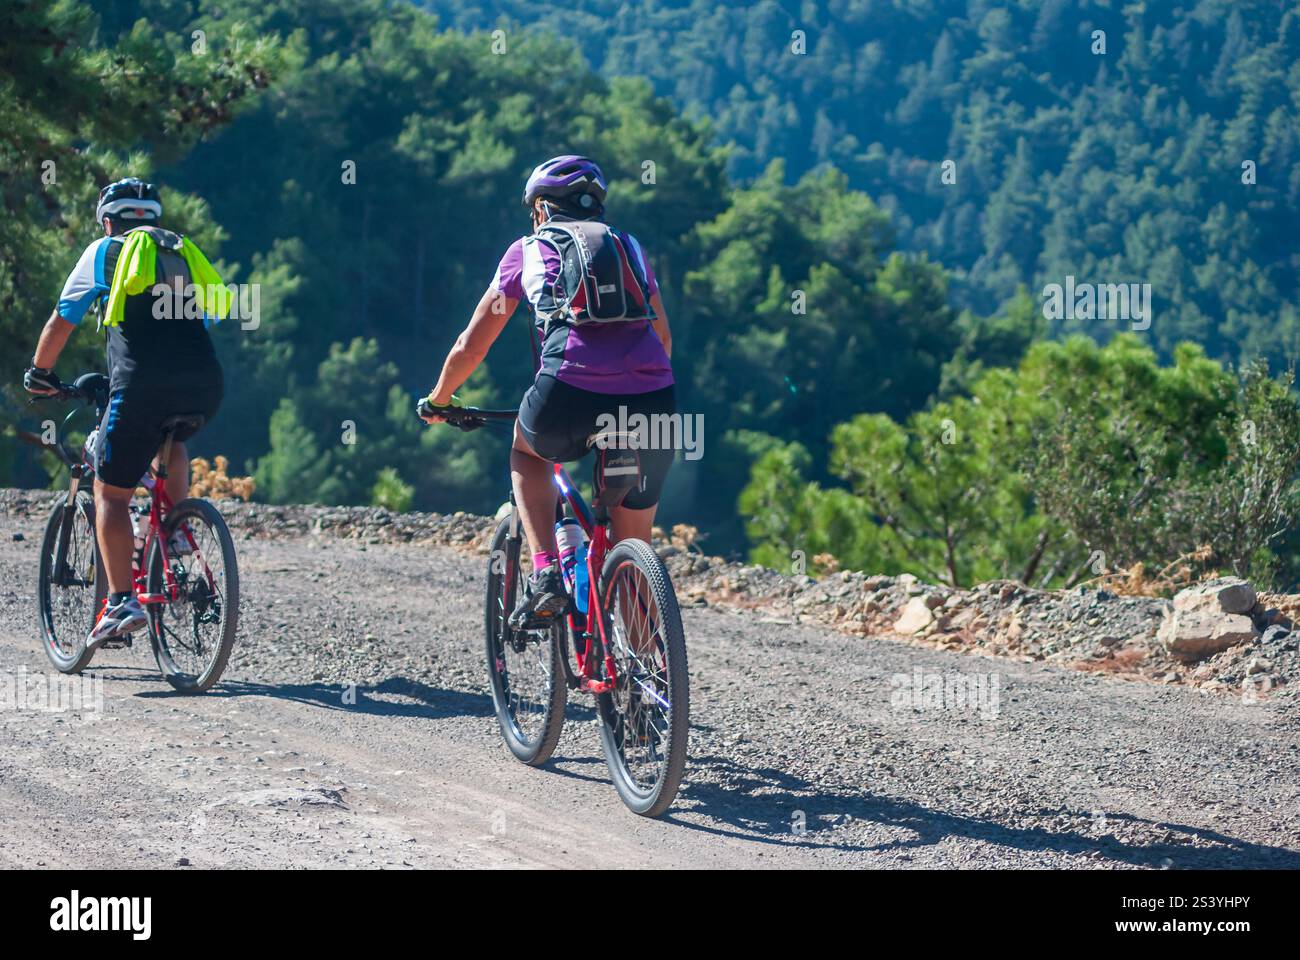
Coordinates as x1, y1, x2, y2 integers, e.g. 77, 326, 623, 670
109, 591, 132, 606
532, 550, 558, 572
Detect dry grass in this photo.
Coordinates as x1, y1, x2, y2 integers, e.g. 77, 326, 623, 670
1077, 545, 1216, 597
652, 523, 706, 554
189, 456, 255, 501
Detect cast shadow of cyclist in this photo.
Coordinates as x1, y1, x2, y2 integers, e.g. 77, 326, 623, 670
129, 672, 493, 722
111, 665, 1299, 867
637, 752, 1300, 868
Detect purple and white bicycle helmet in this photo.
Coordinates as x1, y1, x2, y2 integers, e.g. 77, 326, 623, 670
522, 155, 607, 206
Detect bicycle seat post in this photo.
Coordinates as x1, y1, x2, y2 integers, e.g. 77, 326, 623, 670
157, 428, 174, 482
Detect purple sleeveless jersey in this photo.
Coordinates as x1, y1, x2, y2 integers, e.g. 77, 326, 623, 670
490, 231, 674, 395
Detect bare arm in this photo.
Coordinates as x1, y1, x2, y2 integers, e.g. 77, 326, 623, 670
650, 291, 672, 359
33, 310, 75, 370
422, 287, 518, 418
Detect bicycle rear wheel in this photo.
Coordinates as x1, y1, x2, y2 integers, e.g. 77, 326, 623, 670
36, 490, 102, 673
484, 514, 567, 766
595, 538, 689, 817
146, 498, 239, 693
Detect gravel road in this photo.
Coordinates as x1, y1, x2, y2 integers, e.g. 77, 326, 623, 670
1, 499, 1297, 869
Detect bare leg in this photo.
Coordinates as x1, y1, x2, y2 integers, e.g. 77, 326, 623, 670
93, 480, 136, 594
609, 503, 656, 545
609, 503, 660, 654
510, 424, 556, 564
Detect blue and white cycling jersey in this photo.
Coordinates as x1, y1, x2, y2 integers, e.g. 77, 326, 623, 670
56, 236, 116, 325
53, 233, 222, 392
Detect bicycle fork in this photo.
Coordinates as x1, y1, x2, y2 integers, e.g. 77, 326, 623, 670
53, 469, 85, 588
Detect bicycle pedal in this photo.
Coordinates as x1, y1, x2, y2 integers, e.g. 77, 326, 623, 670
511, 608, 562, 631
99, 636, 132, 649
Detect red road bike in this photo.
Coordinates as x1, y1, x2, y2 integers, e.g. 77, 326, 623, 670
433, 406, 689, 817
26, 373, 239, 692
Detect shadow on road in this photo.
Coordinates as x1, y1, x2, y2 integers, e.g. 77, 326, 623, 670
656, 753, 1300, 868
105, 666, 1300, 868
135, 675, 494, 721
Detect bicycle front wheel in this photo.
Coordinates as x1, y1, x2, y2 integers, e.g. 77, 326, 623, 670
36, 490, 102, 673
595, 538, 689, 817
146, 498, 239, 693
484, 515, 567, 766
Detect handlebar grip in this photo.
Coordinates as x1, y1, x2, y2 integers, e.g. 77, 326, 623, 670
417, 398, 476, 427
417, 400, 514, 430
27, 383, 68, 401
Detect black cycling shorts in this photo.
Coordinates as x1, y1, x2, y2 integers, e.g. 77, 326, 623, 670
95, 380, 223, 489
517, 375, 676, 510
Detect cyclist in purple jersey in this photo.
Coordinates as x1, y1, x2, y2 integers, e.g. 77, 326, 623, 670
422, 156, 675, 625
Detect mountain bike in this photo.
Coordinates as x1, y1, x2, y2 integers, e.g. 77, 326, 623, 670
429, 405, 689, 817
25, 373, 239, 692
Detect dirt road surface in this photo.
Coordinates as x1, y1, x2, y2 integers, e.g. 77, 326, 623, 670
1, 498, 1297, 869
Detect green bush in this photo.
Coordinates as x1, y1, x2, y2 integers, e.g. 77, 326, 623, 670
370, 467, 414, 514
743, 335, 1300, 589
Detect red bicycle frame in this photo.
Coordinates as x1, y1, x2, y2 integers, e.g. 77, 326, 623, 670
551, 462, 619, 695
130, 466, 204, 608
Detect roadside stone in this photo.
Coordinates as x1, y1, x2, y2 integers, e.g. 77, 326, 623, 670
1173, 578, 1257, 616
1260, 624, 1291, 645
1158, 608, 1258, 664
893, 597, 934, 635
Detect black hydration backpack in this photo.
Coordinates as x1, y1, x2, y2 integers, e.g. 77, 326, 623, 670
93, 225, 195, 329
530, 219, 654, 327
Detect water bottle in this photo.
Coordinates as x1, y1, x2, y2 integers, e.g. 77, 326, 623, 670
554, 518, 585, 594
573, 541, 590, 615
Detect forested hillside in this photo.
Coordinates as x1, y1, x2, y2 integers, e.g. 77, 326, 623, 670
1, 0, 974, 548
3, 0, 1298, 586
424, 0, 1300, 364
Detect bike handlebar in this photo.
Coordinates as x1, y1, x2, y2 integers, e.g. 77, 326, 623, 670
29, 372, 110, 408
22, 372, 110, 467
418, 400, 517, 432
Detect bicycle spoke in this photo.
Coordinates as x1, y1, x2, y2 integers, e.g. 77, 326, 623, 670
485, 519, 566, 764
43, 497, 98, 659
154, 514, 229, 679
605, 562, 676, 791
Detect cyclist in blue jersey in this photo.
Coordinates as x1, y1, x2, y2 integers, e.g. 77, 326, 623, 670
23, 178, 224, 646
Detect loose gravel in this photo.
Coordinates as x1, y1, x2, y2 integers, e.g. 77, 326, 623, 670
1, 489, 1296, 869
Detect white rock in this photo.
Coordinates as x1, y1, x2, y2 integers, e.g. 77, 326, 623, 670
1172, 578, 1257, 616
1158, 609, 1258, 663
894, 597, 935, 635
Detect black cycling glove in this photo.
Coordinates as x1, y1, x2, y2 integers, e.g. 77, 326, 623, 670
23, 366, 60, 396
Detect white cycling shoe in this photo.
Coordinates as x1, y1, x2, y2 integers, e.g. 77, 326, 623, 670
87, 597, 147, 648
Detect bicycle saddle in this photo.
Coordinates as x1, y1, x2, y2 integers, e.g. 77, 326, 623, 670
160, 413, 206, 434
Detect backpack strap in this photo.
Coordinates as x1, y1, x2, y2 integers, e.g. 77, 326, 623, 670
92, 238, 124, 330
527, 223, 580, 333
